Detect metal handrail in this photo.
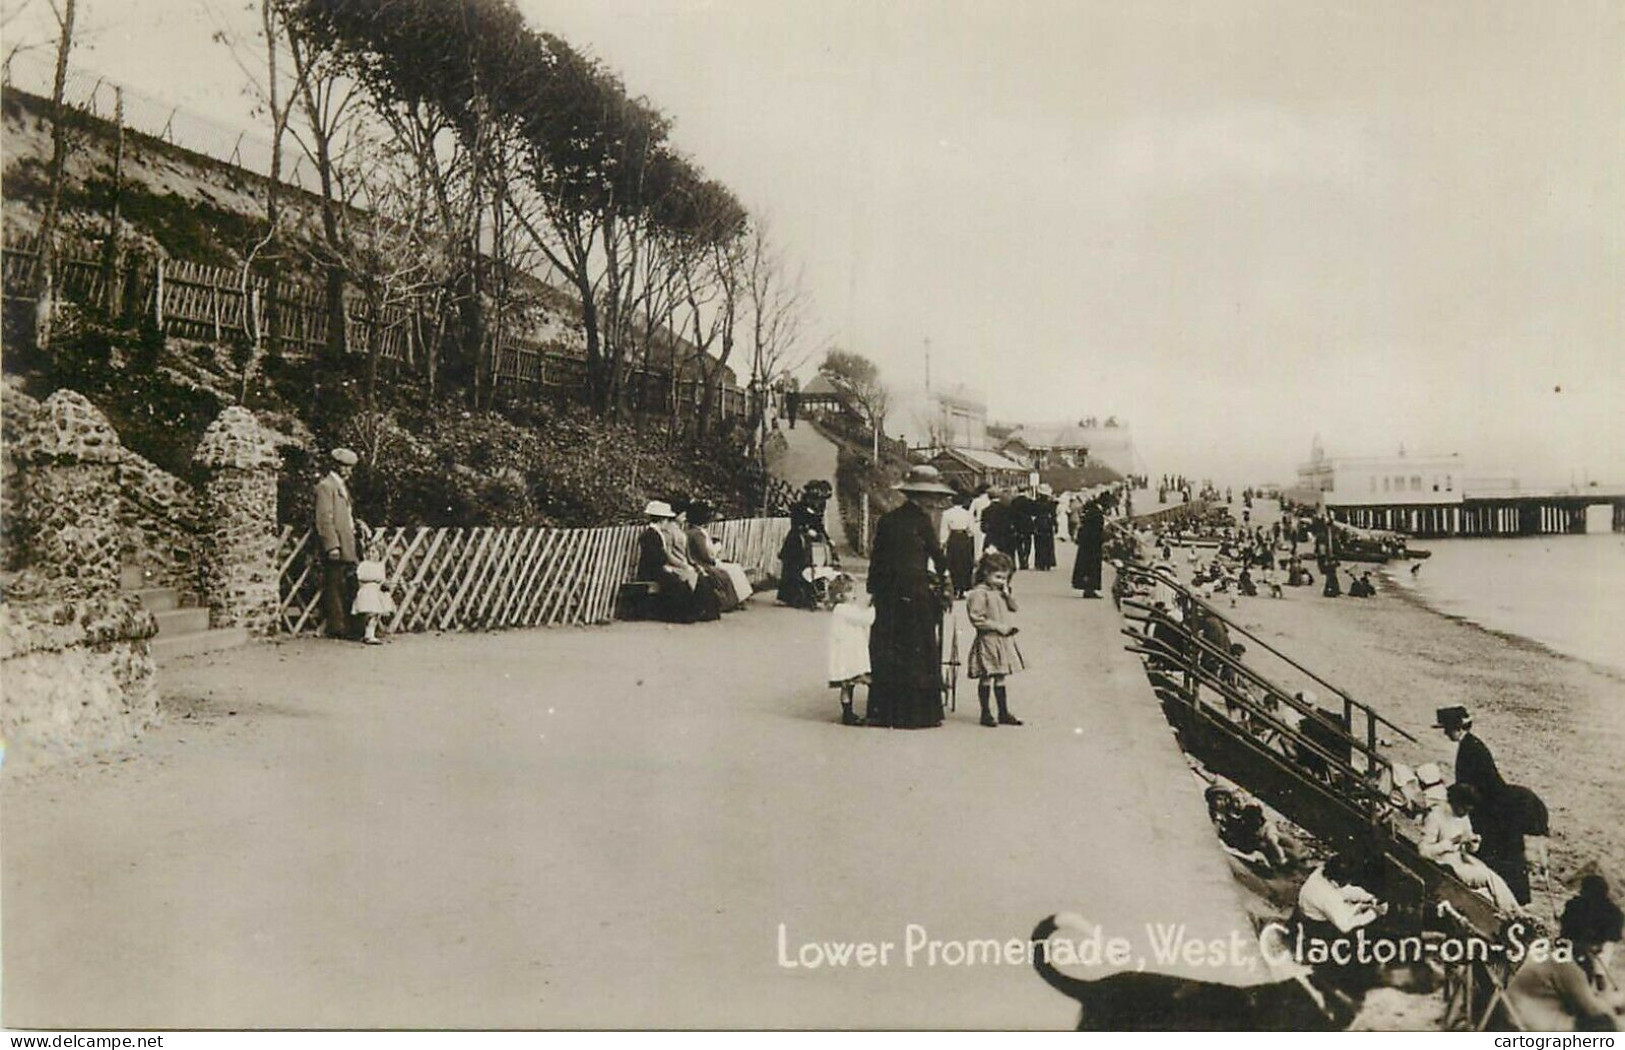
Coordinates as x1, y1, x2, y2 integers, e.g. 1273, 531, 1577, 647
1120, 606, 1395, 814
1119, 560, 1417, 747
1120, 596, 1392, 767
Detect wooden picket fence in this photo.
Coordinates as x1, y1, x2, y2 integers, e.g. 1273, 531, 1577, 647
276, 516, 790, 635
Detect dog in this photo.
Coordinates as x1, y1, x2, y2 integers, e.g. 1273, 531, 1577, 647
1031, 914, 1438, 1031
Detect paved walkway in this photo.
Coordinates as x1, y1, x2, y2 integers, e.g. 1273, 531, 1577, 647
2, 566, 1263, 1029
771, 422, 845, 547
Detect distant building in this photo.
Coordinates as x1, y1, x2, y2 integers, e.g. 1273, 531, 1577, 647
1293, 438, 1468, 507
928, 447, 1032, 493
898, 382, 989, 454
998, 418, 1140, 478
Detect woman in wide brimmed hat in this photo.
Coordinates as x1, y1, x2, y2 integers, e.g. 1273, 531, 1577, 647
636, 499, 702, 623
865, 466, 955, 729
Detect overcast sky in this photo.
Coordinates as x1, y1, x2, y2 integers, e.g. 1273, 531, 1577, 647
8, 0, 1622, 486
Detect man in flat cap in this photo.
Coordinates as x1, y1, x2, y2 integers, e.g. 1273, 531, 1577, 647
315, 448, 364, 639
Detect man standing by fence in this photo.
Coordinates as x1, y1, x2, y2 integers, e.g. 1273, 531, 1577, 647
315, 448, 363, 639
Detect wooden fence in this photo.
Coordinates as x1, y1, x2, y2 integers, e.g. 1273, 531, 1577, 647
3, 234, 753, 419
276, 516, 790, 635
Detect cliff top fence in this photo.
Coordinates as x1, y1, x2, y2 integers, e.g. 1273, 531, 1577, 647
276, 516, 789, 635
1, 235, 752, 420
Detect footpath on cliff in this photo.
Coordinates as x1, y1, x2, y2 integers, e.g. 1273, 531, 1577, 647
768, 421, 847, 551
2, 563, 1266, 1029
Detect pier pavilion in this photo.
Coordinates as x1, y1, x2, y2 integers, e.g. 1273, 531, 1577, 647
1294, 442, 1625, 536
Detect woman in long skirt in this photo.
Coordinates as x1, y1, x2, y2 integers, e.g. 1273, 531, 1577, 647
1071, 498, 1104, 597
940, 493, 977, 597
866, 469, 955, 728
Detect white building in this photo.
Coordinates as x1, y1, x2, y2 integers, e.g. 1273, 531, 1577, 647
1295, 438, 1467, 507
896, 382, 989, 452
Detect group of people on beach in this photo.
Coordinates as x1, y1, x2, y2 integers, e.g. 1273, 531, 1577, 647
1121, 505, 1622, 1029
1292, 704, 1621, 1029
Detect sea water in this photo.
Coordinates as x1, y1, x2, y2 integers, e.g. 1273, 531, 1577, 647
1389, 531, 1625, 677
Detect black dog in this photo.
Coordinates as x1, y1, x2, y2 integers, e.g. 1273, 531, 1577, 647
1031, 914, 1437, 1031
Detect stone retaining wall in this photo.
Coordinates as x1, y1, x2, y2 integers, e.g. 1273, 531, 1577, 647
0, 574, 160, 771
2, 387, 280, 769
2, 379, 201, 591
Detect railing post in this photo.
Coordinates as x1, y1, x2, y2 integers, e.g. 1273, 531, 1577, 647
153, 256, 165, 327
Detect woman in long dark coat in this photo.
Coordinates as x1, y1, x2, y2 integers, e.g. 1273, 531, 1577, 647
1071, 497, 1104, 597
777, 480, 834, 609
1032, 491, 1058, 571
867, 467, 955, 729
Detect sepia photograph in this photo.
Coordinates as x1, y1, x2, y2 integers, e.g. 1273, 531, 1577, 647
1, 0, 1622, 1035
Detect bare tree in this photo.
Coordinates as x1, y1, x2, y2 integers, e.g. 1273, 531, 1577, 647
31, 0, 75, 354
744, 216, 814, 434
335, 127, 450, 408
284, 16, 362, 368
819, 348, 890, 460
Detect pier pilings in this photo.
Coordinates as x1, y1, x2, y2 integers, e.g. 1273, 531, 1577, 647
1333, 497, 1611, 538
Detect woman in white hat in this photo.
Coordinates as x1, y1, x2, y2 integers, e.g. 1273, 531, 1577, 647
635, 500, 700, 622
865, 466, 955, 729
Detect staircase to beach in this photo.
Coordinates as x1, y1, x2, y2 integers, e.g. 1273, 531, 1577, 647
122, 565, 248, 664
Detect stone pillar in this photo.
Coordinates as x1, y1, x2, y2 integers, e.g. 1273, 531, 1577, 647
15, 390, 125, 595
192, 406, 281, 633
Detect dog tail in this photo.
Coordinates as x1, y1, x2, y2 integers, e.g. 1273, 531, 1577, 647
1031, 913, 1096, 1006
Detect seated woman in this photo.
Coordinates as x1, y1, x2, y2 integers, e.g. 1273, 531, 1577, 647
684, 499, 751, 612
1296, 851, 1387, 941
636, 500, 702, 623
1505, 875, 1624, 1031
1420, 783, 1524, 915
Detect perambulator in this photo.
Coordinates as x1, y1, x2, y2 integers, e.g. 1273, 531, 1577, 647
803, 539, 841, 609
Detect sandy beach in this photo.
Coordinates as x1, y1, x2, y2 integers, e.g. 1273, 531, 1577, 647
1212, 567, 1625, 893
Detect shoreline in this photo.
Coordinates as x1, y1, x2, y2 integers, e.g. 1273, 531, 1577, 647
1387, 571, 1625, 686
1218, 567, 1625, 892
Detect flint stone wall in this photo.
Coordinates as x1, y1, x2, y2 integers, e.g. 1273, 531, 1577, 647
2, 381, 201, 591
117, 449, 201, 592
193, 406, 279, 632
0, 590, 159, 771
12, 390, 125, 594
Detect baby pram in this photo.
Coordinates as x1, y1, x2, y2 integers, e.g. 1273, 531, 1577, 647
802, 539, 841, 609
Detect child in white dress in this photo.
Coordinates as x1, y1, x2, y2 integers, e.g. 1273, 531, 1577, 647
352, 538, 396, 645
826, 574, 873, 726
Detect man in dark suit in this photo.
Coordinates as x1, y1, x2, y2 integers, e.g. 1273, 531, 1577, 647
1010, 491, 1037, 570
314, 448, 364, 639
980, 488, 1017, 560
866, 466, 954, 729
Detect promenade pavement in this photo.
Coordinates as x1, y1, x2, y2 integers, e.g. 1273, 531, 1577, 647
2, 564, 1264, 1029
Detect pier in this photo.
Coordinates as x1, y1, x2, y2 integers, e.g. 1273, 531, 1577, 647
1330, 491, 1625, 538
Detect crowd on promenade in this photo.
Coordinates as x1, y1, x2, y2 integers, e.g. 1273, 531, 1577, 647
825, 470, 1128, 731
